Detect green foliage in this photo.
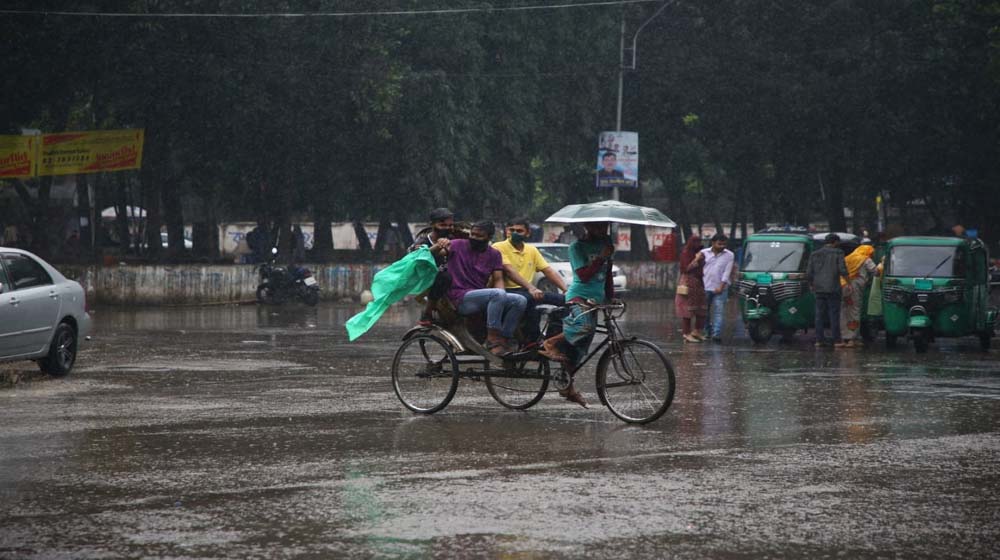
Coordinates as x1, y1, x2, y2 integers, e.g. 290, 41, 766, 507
3, 0, 998, 258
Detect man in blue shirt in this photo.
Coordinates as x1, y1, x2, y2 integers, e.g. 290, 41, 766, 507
538, 222, 615, 407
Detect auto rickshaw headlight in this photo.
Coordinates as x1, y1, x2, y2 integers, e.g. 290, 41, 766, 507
883, 287, 910, 304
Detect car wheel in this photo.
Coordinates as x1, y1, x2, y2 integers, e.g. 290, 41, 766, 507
39, 322, 77, 377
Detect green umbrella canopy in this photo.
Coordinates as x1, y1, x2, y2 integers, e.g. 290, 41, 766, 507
545, 200, 676, 228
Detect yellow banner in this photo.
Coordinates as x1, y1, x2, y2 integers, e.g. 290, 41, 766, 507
37, 129, 144, 176
0, 135, 38, 179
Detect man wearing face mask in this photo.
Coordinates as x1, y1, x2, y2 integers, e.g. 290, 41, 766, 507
409, 208, 454, 326
493, 217, 567, 346
446, 221, 527, 356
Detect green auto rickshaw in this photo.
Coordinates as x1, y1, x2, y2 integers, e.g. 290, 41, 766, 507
736, 230, 816, 343
881, 236, 998, 352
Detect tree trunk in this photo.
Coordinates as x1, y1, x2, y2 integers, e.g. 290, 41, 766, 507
115, 175, 131, 254
312, 206, 334, 262
826, 175, 847, 232
396, 215, 414, 248
353, 220, 372, 254
140, 146, 162, 261
162, 178, 185, 260
75, 175, 92, 255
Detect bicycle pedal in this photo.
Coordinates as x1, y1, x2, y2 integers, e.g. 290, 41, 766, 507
506, 349, 537, 361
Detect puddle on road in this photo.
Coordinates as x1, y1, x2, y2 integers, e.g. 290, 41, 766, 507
91, 359, 306, 373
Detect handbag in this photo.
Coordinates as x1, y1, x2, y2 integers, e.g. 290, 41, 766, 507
676, 274, 690, 296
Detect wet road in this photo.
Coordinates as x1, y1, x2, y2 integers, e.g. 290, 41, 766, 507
2, 299, 999, 559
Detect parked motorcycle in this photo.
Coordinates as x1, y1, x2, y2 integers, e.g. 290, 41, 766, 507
256, 248, 320, 306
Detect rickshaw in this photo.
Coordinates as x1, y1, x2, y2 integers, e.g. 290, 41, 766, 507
881, 236, 997, 352
391, 300, 676, 424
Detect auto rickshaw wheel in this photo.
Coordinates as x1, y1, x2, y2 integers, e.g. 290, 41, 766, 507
860, 320, 877, 343
912, 331, 930, 353
979, 332, 991, 351
747, 320, 773, 344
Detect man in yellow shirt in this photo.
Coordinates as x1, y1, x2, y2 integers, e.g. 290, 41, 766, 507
492, 217, 568, 346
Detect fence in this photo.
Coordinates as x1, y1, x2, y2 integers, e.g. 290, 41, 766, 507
66, 261, 678, 305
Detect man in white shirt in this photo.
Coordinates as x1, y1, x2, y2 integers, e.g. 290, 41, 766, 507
700, 233, 735, 342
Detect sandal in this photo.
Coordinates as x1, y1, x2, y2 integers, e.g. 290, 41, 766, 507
485, 341, 510, 357
558, 386, 589, 408
537, 346, 569, 362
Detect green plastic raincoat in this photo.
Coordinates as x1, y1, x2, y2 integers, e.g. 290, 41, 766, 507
345, 247, 439, 341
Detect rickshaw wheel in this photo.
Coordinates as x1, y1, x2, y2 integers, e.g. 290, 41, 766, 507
747, 320, 773, 344
391, 334, 459, 414
596, 339, 676, 424
979, 332, 991, 351
885, 334, 897, 348
912, 331, 930, 353
485, 360, 549, 410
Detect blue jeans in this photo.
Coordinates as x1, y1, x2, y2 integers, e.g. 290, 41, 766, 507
814, 292, 841, 344
705, 289, 728, 339
458, 289, 527, 339
507, 289, 565, 342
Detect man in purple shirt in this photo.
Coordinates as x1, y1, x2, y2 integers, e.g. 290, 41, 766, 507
446, 221, 527, 355
700, 233, 735, 342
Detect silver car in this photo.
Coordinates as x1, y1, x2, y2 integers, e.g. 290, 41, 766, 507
533, 243, 628, 294
0, 247, 91, 376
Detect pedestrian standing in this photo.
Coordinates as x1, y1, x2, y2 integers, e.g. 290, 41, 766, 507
700, 233, 735, 342
807, 233, 849, 348
838, 244, 878, 347
675, 235, 707, 342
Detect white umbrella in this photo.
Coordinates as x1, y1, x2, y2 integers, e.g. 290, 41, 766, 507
101, 205, 147, 219
545, 200, 676, 228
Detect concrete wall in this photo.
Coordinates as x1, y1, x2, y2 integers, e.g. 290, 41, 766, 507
69, 262, 678, 305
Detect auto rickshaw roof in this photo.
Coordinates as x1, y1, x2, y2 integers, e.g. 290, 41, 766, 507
745, 233, 812, 243
887, 236, 968, 247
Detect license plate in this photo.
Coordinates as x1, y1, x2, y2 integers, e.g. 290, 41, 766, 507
304, 277, 317, 286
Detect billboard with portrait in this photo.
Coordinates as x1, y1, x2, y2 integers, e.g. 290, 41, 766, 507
596, 131, 637, 189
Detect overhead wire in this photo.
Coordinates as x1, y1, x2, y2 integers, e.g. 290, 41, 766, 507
0, 0, 661, 18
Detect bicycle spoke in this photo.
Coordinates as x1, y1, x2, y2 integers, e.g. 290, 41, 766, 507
486, 360, 549, 410
392, 335, 459, 414
597, 339, 675, 424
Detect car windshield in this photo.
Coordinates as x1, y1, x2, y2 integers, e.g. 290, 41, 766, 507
742, 241, 807, 272
538, 245, 569, 262
889, 245, 963, 278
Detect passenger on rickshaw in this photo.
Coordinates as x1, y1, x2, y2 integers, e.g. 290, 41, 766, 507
538, 221, 615, 408
492, 217, 568, 348
445, 221, 528, 356
409, 208, 454, 327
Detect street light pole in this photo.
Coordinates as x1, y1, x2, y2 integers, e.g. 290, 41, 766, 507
613, 14, 626, 202
611, 1, 671, 203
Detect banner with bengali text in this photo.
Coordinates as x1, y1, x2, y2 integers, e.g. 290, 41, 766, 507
37, 129, 144, 176
0, 135, 38, 179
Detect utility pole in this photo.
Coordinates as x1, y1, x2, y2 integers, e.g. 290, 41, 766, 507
611, 1, 671, 203
613, 15, 626, 202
